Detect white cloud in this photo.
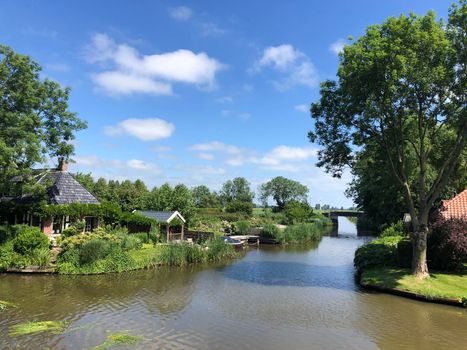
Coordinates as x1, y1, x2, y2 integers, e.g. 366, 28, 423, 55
196, 153, 215, 160
168, 6, 193, 21
294, 104, 308, 113
86, 33, 225, 95
93, 71, 173, 95
151, 145, 172, 152
329, 38, 346, 55
105, 118, 175, 141
221, 109, 251, 121
190, 141, 244, 155
253, 44, 318, 90
215, 96, 233, 104
127, 159, 159, 171
251, 146, 317, 169
199, 22, 225, 37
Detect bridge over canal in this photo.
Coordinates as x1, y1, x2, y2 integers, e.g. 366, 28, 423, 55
322, 210, 364, 226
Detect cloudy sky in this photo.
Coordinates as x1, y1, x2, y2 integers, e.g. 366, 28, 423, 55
0, 0, 451, 207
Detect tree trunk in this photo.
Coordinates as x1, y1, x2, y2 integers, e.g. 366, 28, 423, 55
411, 226, 429, 279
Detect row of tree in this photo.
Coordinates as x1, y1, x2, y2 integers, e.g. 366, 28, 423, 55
74, 174, 313, 217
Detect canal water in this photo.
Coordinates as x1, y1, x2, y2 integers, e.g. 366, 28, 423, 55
1, 217, 466, 349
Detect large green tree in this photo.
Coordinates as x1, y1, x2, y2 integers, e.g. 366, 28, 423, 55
309, 3, 466, 278
219, 177, 254, 206
259, 176, 309, 211
0, 45, 86, 194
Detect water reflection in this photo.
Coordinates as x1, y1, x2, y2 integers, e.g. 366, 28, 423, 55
1, 217, 466, 350
222, 261, 356, 290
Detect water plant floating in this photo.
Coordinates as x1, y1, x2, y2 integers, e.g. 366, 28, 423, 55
93, 332, 143, 350
9, 321, 68, 336
0, 300, 17, 311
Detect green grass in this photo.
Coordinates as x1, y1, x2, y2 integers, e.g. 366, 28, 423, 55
9, 321, 68, 336
361, 266, 467, 302
94, 332, 143, 350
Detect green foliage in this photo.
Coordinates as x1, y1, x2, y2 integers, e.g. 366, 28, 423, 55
281, 223, 324, 244
225, 200, 253, 216
205, 237, 237, 262
219, 177, 254, 205
0, 45, 86, 196
259, 223, 281, 239
259, 176, 309, 211
120, 235, 143, 251
29, 247, 51, 267
158, 243, 205, 266
79, 239, 115, 265
131, 232, 158, 244
354, 236, 404, 272
13, 226, 49, 255
283, 200, 312, 224
309, 3, 467, 273
380, 220, 405, 238
234, 220, 251, 235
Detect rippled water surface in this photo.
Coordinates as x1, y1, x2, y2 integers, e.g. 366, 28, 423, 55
1, 218, 466, 349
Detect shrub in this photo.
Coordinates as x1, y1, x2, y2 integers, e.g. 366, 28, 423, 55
0, 240, 14, 271
30, 248, 51, 267
131, 232, 157, 244
225, 200, 253, 216
428, 217, 467, 270
79, 239, 115, 265
205, 237, 236, 262
103, 250, 136, 272
234, 220, 251, 235
13, 226, 49, 255
0, 225, 11, 244
283, 201, 312, 224
260, 223, 280, 239
282, 223, 322, 244
61, 227, 79, 238
380, 220, 405, 238
120, 235, 143, 251
158, 243, 201, 266
354, 236, 403, 272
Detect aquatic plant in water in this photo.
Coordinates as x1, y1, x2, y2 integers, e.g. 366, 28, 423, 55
0, 300, 17, 311
93, 332, 143, 349
9, 321, 68, 336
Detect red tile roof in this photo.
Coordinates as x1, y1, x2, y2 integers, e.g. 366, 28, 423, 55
441, 189, 467, 220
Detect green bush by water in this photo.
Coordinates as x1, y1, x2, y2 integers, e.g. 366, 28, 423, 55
280, 223, 324, 244
13, 226, 49, 255
354, 236, 404, 272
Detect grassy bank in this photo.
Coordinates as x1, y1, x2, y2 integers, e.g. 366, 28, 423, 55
260, 219, 331, 244
57, 238, 240, 274
361, 266, 467, 305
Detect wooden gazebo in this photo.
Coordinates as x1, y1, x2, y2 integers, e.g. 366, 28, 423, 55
133, 210, 186, 242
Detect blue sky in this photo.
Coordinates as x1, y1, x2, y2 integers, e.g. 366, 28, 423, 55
0, 0, 453, 207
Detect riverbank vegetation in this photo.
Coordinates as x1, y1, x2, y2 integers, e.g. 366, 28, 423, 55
355, 217, 467, 304
360, 266, 467, 305
56, 226, 239, 274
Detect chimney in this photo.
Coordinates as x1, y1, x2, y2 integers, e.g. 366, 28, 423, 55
58, 158, 69, 172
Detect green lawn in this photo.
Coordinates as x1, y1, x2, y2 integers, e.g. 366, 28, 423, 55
361, 266, 467, 302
